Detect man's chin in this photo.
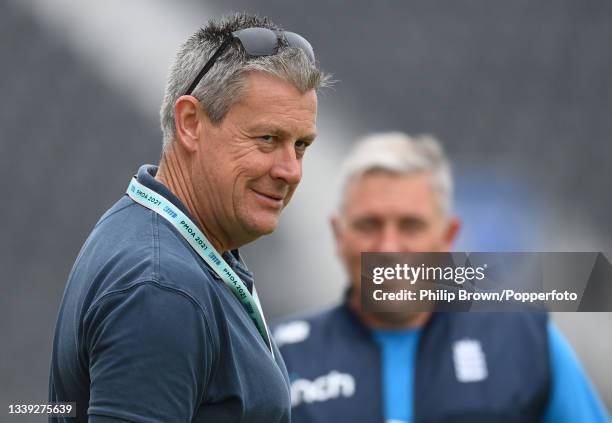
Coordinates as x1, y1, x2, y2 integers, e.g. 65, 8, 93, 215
243, 214, 280, 237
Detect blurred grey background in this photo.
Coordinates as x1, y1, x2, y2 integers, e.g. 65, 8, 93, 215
1, 0, 610, 418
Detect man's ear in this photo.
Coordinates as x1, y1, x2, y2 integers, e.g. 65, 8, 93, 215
442, 216, 461, 250
330, 214, 345, 257
174, 95, 206, 152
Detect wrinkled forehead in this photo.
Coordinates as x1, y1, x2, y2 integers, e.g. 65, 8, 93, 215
340, 170, 440, 217
232, 72, 318, 129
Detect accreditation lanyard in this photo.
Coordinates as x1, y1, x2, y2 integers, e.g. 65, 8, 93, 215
126, 177, 273, 355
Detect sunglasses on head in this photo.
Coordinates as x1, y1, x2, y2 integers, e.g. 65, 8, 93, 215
184, 27, 315, 96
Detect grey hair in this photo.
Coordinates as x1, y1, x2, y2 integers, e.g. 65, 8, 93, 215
160, 13, 330, 149
338, 132, 454, 217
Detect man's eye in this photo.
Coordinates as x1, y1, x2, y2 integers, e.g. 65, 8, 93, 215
354, 219, 381, 233
399, 219, 426, 234
295, 140, 311, 152
258, 135, 275, 142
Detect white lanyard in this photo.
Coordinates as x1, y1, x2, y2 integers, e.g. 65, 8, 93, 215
126, 177, 273, 355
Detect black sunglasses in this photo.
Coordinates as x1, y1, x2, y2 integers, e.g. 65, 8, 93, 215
184, 27, 315, 96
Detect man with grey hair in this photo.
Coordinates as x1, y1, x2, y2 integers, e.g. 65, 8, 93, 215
50, 13, 328, 422
274, 132, 609, 422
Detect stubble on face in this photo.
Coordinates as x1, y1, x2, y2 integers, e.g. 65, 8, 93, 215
193, 72, 318, 249
335, 172, 456, 329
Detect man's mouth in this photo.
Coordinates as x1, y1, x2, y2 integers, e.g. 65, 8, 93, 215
251, 188, 286, 208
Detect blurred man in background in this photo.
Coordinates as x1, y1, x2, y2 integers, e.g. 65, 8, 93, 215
49, 13, 327, 422
274, 132, 609, 422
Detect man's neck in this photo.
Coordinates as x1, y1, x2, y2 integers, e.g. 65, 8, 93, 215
155, 145, 229, 254
348, 289, 431, 330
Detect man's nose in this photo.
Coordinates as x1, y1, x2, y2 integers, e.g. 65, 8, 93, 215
374, 225, 416, 253
270, 143, 302, 185
374, 225, 402, 252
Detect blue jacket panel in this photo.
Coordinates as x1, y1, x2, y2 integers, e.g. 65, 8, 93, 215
274, 304, 549, 423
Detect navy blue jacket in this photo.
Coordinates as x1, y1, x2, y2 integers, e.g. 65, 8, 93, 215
275, 304, 549, 423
